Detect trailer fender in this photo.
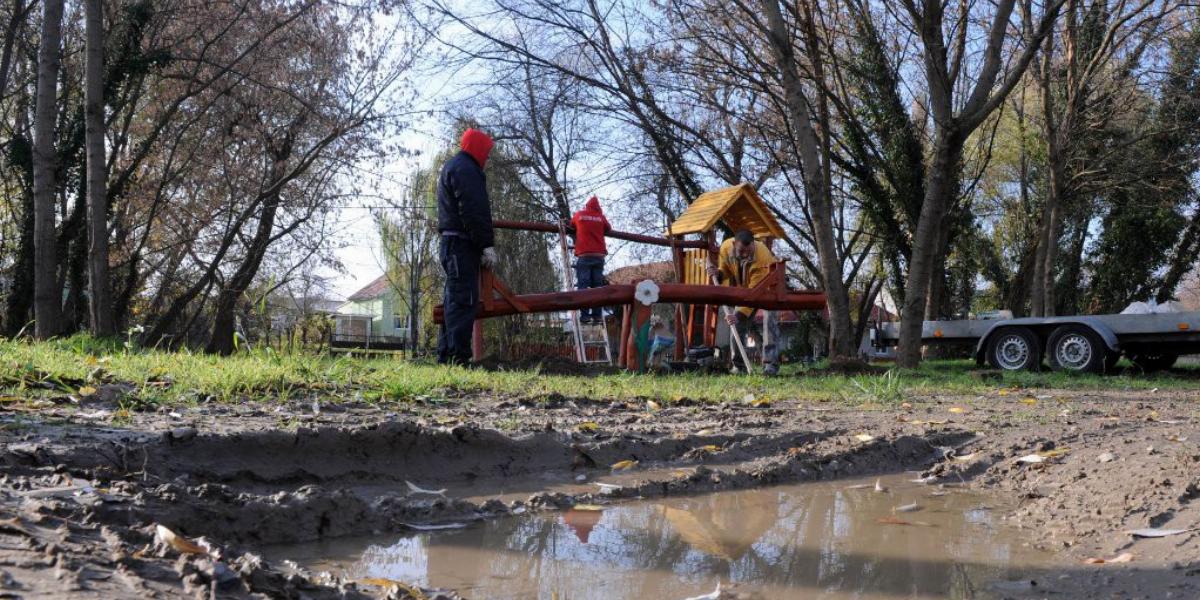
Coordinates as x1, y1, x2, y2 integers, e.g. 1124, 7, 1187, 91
974, 318, 1120, 363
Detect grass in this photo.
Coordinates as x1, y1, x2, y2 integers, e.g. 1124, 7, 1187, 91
2, 335, 1199, 408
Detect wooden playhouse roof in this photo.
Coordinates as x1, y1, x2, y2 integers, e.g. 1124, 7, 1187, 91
668, 183, 787, 239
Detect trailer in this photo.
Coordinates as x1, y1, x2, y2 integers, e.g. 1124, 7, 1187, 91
872, 311, 1200, 373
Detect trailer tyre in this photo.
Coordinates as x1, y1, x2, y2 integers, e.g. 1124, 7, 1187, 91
1130, 353, 1177, 372
1047, 325, 1108, 374
987, 327, 1042, 372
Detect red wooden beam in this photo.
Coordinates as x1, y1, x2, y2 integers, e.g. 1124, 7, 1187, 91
492, 219, 708, 249
435, 283, 825, 323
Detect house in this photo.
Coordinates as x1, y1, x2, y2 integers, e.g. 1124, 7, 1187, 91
332, 275, 409, 350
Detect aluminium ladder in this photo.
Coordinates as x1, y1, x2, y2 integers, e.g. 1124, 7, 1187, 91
556, 219, 613, 365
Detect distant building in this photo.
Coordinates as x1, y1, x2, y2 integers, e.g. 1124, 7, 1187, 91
332, 275, 408, 350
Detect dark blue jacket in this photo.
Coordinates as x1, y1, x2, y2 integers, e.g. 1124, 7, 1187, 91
437, 151, 494, 250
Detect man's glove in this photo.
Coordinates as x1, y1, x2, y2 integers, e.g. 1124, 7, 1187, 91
481, 247, 498, 269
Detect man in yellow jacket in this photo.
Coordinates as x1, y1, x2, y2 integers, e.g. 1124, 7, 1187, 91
706, 230, 782, 375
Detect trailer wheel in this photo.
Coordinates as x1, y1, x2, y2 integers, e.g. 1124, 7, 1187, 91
987, 327, 1041, 371
1047, 325, 1108, 374
1130, 353, 1177, 372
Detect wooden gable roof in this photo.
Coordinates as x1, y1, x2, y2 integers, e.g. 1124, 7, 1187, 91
667, 183, 787, 239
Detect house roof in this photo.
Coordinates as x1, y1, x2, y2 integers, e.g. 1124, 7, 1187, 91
668, 183, 788, 240
606, 261, 677, 285
347, 274, 392, 301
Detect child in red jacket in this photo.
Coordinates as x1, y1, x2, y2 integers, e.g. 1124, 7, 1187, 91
571, 196, 611, 323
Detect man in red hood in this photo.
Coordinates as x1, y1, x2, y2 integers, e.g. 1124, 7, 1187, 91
570, 196, 611, 323
435, 127, 496, 366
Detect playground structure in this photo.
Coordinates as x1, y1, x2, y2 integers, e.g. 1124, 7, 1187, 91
433, 183, 828, 371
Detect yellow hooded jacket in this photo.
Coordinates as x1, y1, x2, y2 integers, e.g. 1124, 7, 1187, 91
715, 238, 778, 316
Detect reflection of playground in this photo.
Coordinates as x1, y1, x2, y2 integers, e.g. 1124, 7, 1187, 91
291, 475, 1053, 600
658, 491, 779, 561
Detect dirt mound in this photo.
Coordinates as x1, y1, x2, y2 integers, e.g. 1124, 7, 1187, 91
474, 354, 621, 376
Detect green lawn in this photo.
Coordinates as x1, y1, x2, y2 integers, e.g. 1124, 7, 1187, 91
1, 335, 1197, 409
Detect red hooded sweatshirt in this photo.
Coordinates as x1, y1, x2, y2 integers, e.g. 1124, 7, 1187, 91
571, 196, 610, 257
461, 128, 494, 168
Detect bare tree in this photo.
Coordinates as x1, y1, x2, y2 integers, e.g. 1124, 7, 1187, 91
894, 0, 1063, 368
85, 0, 114, 336
32, 0, 66, 339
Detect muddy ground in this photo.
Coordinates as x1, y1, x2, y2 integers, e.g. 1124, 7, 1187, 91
1, 377, 1198, 599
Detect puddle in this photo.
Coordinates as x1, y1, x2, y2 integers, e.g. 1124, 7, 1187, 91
268, 474, 1052, 599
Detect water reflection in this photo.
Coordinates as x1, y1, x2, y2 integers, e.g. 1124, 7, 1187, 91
285, 476, 1048, 599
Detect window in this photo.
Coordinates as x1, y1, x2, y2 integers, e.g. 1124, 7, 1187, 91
394, 315, 405, 330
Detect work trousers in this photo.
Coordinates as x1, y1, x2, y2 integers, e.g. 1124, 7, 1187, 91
437, 236, 480, 365
574, 255, 606, 320
733, 310, 781, 371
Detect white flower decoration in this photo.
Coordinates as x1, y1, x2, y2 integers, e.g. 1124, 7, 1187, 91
634, 280, 660, 306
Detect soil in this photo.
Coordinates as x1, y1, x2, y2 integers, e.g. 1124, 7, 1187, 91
1, 376, 1198, 599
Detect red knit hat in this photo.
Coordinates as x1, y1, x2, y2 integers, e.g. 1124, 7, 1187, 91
461, 128, 494, 168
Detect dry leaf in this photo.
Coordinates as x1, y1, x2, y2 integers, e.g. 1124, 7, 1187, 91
998, 390, 1009, 396
572, 504, 604, 512
785, 447, 804, 458
1037, 448, 1070, 458
1085, 552, 1134, 564
611, 459, 639, 471
646, 400, 661, 412
405, 481, 447, 497
900, 402, 913, 410
595, 483, 622, 494
155, 525, 206, 555
360, 578, 429, 598
77, 386, 97, 398
873, 478, 888, 493
696, 428, 715, 435
895, 503, 921, 513
1167, 434, 1188, 442
576, 422, 599, 433
854, 433, 875, 443
695, 444, 721, 453
1016, 454, 1045, 464
1020, 397, 1037, 405
948, 407, 966, 414
953, 452, 978, 462
1126, 528, 1195, 538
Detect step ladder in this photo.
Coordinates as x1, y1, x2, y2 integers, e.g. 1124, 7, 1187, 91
557, 219, 613, 365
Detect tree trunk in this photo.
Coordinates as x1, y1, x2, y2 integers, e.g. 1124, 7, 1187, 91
205, 159, 287, 355
32, 0, 65, 339
897, 134, 962, 368
761, 0, 855, 358
85, 0, 114, 336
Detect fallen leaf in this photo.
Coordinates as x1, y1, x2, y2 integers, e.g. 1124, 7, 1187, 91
696, 428, 715, 435
1168, 434, 1188, 443
1037, 448, 1070, 458
873, 478, 888, 493
948, 407, 966, 414
751, 399, 772, 407
77, 386, 97, 398
900, 402, 913, 410
854, 433, 875, 443
997, 390, 1009, 396
360, 578, 429, 598
695, 444, 721, 453
433, 415, 459, 426
953, 452, 978, 462
785, 447, 804, 458
646, 400, 661, 412
1020, 397, 1037, 406
576, 422, 599, 433
1016, 454, 1045, 464
1126, 527, 1196, 538
1085, 552, 1134, 564
894, 502, 921, 513
1097, 452, 1115, 463
595, 482, 622, 494
155, 525, 206, 555
401, 522, 469, 531
611, 459, 639, 471
572, 504, 605, 512
844, 483, 873, 490
405, 481, 447, 497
